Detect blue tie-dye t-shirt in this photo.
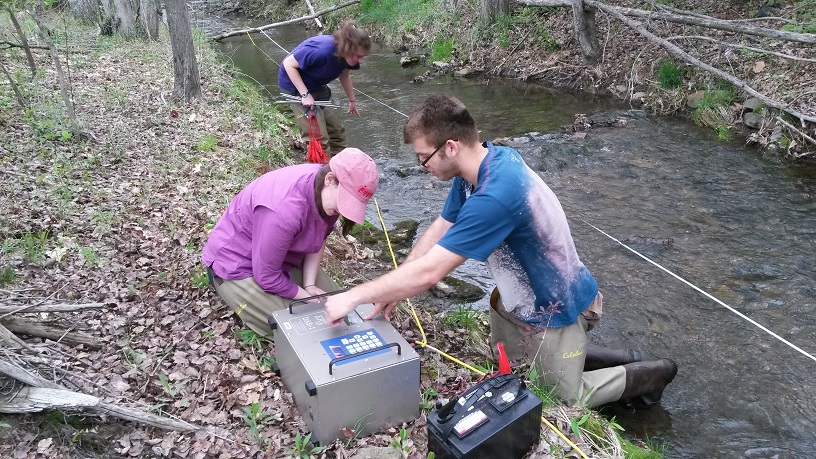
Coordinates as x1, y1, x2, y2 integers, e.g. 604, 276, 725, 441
437, 142, 598, 328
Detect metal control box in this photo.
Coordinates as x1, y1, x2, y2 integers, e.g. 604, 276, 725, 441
270, 301, 420, 445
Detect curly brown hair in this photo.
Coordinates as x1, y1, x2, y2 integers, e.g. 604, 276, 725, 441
332, 20, 371, 60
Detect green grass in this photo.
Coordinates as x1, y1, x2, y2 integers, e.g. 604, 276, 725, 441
0, 266, 16, 287
20, 231, 49, 263
657, 60, 683, 89
196, 133, 219, 152
430, 38, 454, 62
358, 0, 436, 38
191, 270, 210, 289
621, 435, 667, 458
715, 124, 732, 141
440, 305, 487, 345
78, 246, 99, 267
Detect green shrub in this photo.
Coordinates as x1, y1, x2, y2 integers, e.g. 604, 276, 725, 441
658, 60, 683, 89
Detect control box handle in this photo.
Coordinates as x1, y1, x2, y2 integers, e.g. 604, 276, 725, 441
328, 342, 402, 375
288, 289, 347, 314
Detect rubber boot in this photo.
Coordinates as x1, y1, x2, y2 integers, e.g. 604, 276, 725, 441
584, 344, 642, 371
620, 358, 678, 406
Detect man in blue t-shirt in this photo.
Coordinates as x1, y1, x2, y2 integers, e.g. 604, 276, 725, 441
325, 95, 678, 408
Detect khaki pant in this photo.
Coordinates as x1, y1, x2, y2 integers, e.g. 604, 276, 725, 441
489, 289, 626, 407
210, 267, 339, 337
290, 85, 347, 156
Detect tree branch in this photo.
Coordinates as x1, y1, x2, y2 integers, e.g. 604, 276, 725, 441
514, 0, 816, 43
586, 1, 816, 123
209, 0, 360, 41
665, 35, 816, 63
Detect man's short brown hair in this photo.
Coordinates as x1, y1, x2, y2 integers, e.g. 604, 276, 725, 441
403, 95, 479, 147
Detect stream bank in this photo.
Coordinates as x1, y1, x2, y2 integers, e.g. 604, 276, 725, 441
226, 0, 816, 160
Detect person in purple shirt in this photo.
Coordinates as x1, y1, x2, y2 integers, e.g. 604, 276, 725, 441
202, 148, 379, 336
279, 20, 371, 156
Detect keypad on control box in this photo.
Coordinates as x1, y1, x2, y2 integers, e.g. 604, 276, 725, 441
340, 331, 383, 354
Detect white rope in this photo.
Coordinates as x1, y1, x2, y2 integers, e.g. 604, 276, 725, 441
260, 30, 290, 54
353, 88, 409, 118
583, 220, 816, 363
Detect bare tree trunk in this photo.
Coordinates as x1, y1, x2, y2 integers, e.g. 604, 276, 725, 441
100, 0, 140, 38
30, 1, 81, 136
572, 0, 599, 62
165, 0, 201, 101
0, 57, 27, 109
139, 0, 160, 40
67, 0, 99, 23
6, 7, 37, 76
481, 0, 510, 25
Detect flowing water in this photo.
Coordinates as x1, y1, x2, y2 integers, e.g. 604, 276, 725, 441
198, 11, 816, 458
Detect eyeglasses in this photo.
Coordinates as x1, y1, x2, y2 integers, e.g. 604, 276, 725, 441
417, 140, 450, 167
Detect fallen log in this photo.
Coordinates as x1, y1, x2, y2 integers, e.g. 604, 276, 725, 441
1, 317, 101, 348
209, 0, 360, 41
0, 359, 199, 432
0, 302, 114, 315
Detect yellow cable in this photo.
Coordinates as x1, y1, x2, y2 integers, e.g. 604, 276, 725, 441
371, 199, 589, 459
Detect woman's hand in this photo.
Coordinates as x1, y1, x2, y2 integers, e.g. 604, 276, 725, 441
303, 284, 327, 300
347, 99, 360, 116
301, 93, 315, 108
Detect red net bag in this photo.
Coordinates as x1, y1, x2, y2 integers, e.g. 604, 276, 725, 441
306, 110, 329, 164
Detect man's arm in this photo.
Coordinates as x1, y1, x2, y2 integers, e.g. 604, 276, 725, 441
364, 215, 454, 317
405, 216, 453, 263
324, 244, 466, 325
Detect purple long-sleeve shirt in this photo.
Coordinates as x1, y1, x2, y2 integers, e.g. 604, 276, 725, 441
202, 164, 337, 298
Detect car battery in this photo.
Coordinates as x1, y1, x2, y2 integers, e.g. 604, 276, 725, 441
269, 297, 420, 445
427, 374, 542, 459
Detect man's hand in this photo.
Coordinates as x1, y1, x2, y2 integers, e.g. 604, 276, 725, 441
365, 301, 399, 321
324, 292, 359, 326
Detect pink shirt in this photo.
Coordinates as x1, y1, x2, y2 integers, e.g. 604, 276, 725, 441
202, 164, 337, 298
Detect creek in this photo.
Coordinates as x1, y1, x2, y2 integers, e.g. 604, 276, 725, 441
199, 10, 816, 458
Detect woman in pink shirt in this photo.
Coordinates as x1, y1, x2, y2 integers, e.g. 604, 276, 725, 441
202, 148, 379, 335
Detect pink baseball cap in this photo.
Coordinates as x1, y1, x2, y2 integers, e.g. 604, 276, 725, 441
329, 148, 379, 223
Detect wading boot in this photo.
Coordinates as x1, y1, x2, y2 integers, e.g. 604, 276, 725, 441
620, 358, 678, 406
584, 344, 643, 371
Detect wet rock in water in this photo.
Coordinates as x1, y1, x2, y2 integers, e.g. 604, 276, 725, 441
431, 276, 485, 303
399, 55, 421, 67
431, 61, 452, 72
619, 235, 675, 258
412, 70, 432, 84
350, 219, 419, 253
455, 66, 483, 78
